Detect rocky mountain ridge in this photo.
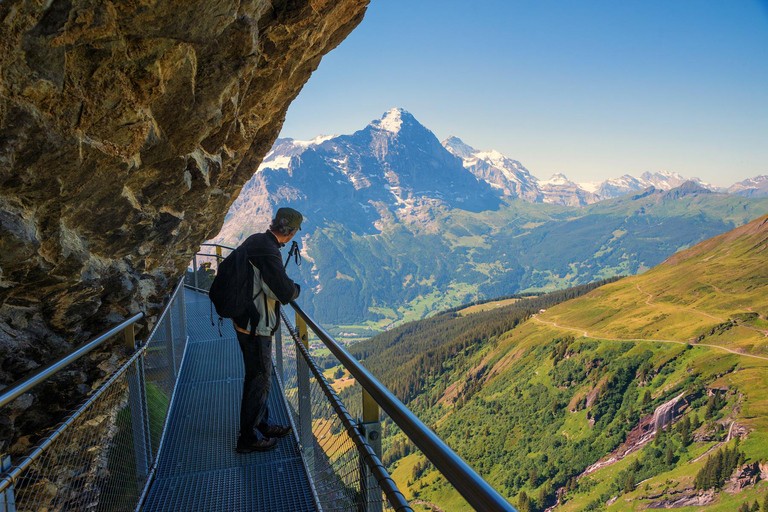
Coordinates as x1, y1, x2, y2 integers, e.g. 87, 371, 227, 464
244, 109, 766, 212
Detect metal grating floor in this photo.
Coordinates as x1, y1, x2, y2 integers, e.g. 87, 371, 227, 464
142, 289, 317, 512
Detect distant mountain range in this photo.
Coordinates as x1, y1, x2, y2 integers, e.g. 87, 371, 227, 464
442, 132, 766, 206
211, 108, 768, 328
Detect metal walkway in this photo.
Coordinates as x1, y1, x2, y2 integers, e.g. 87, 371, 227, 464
142, 289, 317, 512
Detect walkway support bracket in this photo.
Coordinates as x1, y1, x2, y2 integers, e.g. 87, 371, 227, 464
126, 322, 151, 483
1, 456, 15, 512
296, 311, 314, 471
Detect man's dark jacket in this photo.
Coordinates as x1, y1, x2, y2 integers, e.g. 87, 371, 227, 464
233, 231, 300, 335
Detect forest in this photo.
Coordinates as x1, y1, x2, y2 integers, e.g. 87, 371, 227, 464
342, 277, 622, 403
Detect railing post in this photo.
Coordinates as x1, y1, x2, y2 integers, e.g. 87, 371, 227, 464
1, 455, 16, 512
192, 254, 199, 289
359, 391, 382, 512
164, 310, 177, 379
275, 325, 284, 384
216, 245, 223, 261
125, 323, 151, 483
295, 311, 314, 471
176, 285, 187, 376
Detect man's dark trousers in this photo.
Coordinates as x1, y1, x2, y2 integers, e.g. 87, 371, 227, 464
237, 331, 274, 441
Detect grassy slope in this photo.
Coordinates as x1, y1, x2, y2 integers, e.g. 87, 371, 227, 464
544, 214, 768, 354
387, 214, 768, 511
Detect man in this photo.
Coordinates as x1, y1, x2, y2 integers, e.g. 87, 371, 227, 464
233, 207, 302, 453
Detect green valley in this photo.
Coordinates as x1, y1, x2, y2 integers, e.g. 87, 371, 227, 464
338, 214, 768, 511
294, 186, 768, 332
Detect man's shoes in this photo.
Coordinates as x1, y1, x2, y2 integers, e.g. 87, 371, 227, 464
258, 423, 292, 438
236, 436, 278, 453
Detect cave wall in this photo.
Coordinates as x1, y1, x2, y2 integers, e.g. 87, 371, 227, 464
0, 0, 368, 452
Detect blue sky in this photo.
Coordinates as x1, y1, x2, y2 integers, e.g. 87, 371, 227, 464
280, 1, 768, 187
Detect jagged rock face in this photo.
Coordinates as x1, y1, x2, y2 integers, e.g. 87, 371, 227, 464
0, 0, 368, 450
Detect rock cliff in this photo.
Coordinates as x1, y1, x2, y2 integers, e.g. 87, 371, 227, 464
0, 0, 368, 452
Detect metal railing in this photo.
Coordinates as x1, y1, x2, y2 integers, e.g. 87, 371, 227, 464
188, 243, 409, 511
279, 311, 410, 512
289, 303, 516, 512
191, 243, 516, 512
0, 278, 189, 512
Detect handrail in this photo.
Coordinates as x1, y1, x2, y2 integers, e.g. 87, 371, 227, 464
0, 277, 187, 498
200, 242, 235, 251
291, 301, 517, 512
0, 312, 144, 408
0, 325, 150, 494
194, 252, 225, 260
281, 310, 413, 512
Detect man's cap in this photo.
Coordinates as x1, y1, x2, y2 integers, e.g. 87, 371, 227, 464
275, 207, 303, 230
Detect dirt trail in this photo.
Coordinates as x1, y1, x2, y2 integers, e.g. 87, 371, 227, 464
691, 421, 736, 463
531, 317, 768, 363
635, 284, 725, 322
636, 284, 767, 338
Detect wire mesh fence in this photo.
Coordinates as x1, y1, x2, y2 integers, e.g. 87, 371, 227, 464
185, 246, 225, 292
0, 280, 188, 512
278, 312, 410, 512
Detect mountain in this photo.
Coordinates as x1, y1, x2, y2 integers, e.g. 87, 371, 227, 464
218, 108, 499, 242
442, 136, 540, 202
538, 172, 598, 206
440, 137, 722, 205
347, 214, 768, 511
580, 174, 648, 199
640, 170, 714, 191
580, 171, 715, 202
728, 175, 768, 198
211, 109, 768, 330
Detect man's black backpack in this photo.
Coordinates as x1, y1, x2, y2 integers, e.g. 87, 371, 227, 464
209, 245, 261, 333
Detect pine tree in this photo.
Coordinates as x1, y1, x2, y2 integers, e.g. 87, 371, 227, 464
680, 416, 691, 446
538, 485, 548, 509
624, 472, 636, 493
642, 390, 652, 405
529, 467, 538, 488
666, 446, 675, 466
518, 491, 531, 512
762, 493, 768, 512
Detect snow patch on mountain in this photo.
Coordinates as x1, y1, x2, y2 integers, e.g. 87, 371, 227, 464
259, 155, 293, 171
579, 181, 601, 193
442, 136, 540, 202
373, 108, 405, 133
293, 134, 337, 148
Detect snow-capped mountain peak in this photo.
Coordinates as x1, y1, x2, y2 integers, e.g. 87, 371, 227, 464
371, 107, 408, 134
442, 136, 478, 160
541, 173, 573, 186
728, 175, 768, 198
249, 108, 766, 215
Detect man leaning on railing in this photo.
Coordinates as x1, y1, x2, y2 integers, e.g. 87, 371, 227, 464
230, 208, 303, 453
